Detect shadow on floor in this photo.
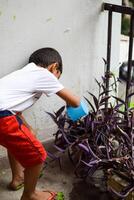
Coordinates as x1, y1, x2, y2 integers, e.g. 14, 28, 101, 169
69, 180, 114, 200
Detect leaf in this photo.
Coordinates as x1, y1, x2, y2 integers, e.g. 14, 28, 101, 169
112, 96, 126, 105
89, 159, 100, 165
78, 143, 90, 153
117, 125, 131, 144
47, 151, 59, 159
87, 92, 99, 110
84, 141, 100, 159
81, 160, 93, 167
110, 73, 118, 93
127, 92, 134, 98
55, 106, 65, 118
53, 144, 65, 153
101, 83, 106, 91
95, 78, 101, 88
84, 97, 96, 113
102, 57, 107, 65
115, 110, 126, 116
99, 90, 112, 97
114, 103, 124, 110
45, 111, 57, 123
88, 145, 100, 159
60, 129, 72, 145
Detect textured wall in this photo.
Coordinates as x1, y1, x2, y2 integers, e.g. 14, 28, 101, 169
0, 0, 121, 142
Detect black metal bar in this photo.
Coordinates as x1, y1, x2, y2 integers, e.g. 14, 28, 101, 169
125, 14, 134, 111
104, 3, 134, 15
105, 10, 113, 109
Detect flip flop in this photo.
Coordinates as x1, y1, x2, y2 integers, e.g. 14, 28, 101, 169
43, 191, 56, 200
44, 191, 64, 200
7, 182, 24, 191
7, 170, 43, 191
39, 170, 44, 178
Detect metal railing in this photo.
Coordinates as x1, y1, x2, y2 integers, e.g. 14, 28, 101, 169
103, 3, 134, 112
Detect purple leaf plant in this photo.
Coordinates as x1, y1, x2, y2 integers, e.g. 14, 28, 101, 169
46, 75, 134, 198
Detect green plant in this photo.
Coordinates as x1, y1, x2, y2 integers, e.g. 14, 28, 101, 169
121, 16, 130, 36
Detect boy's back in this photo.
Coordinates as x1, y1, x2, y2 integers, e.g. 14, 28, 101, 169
0, 62, 63, 112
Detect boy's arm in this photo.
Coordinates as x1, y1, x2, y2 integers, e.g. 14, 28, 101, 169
56, 88, 80, 107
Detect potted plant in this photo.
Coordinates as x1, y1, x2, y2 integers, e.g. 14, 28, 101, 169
46, 73, 134, 199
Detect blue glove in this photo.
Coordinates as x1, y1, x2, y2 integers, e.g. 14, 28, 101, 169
67, 100, 89, 121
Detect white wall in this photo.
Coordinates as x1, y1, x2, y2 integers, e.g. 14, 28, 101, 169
120, 35, 134, 63
0, 0, 121, 141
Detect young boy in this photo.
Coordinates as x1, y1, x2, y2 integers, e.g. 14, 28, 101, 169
0, 47, 80, 200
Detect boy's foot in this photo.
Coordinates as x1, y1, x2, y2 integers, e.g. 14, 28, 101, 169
8, 169, 43, 190
8, 176, 24, 191
21, 190, 56, 200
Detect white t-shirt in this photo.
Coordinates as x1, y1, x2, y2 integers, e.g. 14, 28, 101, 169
0, 63, 64, 113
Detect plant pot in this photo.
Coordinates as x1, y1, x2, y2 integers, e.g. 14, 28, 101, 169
107, 172, 134, 200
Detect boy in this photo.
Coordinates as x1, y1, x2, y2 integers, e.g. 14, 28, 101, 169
0, 48, 80, 200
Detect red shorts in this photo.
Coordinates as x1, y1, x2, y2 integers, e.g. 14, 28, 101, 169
0, 110, 47, 168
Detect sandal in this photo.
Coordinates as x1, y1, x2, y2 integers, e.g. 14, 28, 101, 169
43, 191, 56, 200
39, 169, 44, 178
7, 182, 24, 191
8, 170, 43, 191
44, 191, 64, 200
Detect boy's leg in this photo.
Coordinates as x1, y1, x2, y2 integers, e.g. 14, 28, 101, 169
7, 114, 38, 190
21, 163, 55, 200
7, 151, 24, 190
0, 114, 56, 200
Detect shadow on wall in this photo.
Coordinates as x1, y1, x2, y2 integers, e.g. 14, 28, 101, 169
69, 180, 114, 200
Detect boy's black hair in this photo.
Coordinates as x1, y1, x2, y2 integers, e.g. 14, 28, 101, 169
29, 47, 63, 73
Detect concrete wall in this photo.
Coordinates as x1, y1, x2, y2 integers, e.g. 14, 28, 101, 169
120, 35, 134, 63
0, 0, 121, 142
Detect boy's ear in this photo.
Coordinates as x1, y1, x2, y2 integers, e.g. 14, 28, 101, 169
48, 63, 58, 72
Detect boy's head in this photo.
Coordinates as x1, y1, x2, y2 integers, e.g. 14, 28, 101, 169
29, 47, 62, 79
